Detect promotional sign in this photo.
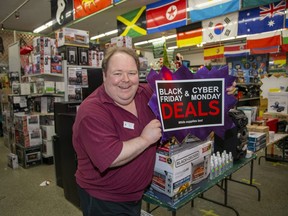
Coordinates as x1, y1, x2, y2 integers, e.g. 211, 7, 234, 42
51, 0, 74, 31
156, 79, 224, 132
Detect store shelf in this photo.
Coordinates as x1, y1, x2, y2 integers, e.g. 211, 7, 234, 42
238, 97, 260, 102
22, 73, 64, 78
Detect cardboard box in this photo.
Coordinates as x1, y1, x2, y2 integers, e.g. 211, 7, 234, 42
16, 144, 42, 168
268, 92, 288, 114
7, 153, 19, 169
56, 27, 89, 47
262, 112, 288, 122
33, 36, 51, 55
15, 129, 42, 148
110, 36, 132, 48
33, 54, 51, 74
41, 125, 55, 140
151, 141, 211, 198
51, 55, 62, 74
58, 46, 78, 65
78, 47, 89, 65
14, 113, 40, 132
68, 85, 82, 101
41, 97, 64, 113
42, 139, 53, 157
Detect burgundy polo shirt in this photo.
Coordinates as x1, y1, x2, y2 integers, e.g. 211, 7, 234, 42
72, 84, 157, 202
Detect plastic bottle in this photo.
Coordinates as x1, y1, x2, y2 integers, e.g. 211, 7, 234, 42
210, 160, 215, 180
229, 152, 233, 169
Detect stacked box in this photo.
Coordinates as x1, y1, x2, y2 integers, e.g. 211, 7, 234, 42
248, 132, 267, 152
151, 140, 211, 199
110, 36, 132, 48
41, 125, 55, 140
58, 46, 78, 65
33, 54, 51, 74
33, 36, 51, 55
7, 153, 19, 169
247, 125, 270, 144
78, 47, 89, 65
262, 112, 288, 122
51, 55, 62, 74
16, 144, 42, 168
41, 96, 64, 113
268, 92, 288, 114
56, 27, 89, 47
15, 129, 42, 148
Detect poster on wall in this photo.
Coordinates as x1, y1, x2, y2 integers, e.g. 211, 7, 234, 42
156, 79, 224, 132
51, 0, 74, 31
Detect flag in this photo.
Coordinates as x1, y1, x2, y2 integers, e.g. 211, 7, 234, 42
117, 7, 147, 38
251, 46, 279, 54
204, 46, 224, 60
238, 0, 286, 35
281, 29, 288, 51
176, 22, 202, 48
242, 0, 280, 9
286, 9, 288, 28
188, 0, 240, 22
246, 31, 281, 49
202, 13, 238, 43
270, 53, 286, 66
74, 0, 112, 19
146, 0, 187, 34
224, 43, 250, 57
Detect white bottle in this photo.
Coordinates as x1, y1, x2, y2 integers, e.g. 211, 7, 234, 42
210, 160, 215, 180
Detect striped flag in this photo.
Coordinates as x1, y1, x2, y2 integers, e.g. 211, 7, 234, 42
246, 31, 281, 49
281, 29, 288, 51
176, 22, 202, 48
188, 0, 240, 22
202, 12, 238, 43
146, 0, 187, 34
224, 43, 250, 57
242, 0, 280, 9
204, 46, 224, 60
270, 53, 286, 66
251, 46, 279, 54
117, 7, 147, 37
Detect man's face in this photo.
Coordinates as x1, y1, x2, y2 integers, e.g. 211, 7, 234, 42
103, 52, 139, 106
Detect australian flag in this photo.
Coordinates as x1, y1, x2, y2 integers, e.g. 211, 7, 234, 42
238, 0, 286, 35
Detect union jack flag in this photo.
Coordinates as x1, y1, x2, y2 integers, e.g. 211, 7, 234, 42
260, 0, 286, 20
238, 0, 286, 35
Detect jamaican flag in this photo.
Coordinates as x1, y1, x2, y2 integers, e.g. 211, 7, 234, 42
117, 6, 147, 38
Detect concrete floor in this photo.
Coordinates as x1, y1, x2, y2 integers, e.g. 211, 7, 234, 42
1, 138, 288, 216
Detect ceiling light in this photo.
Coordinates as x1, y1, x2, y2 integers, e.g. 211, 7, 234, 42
33, 20, 55, 33
90, 34, 105, 40
105, 29, 118, 36
168, 46, 178, 50
134, 41, 149, 46
165, 34, 177, 40
15, 11, 20, 19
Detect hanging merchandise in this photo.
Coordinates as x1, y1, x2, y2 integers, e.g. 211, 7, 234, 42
19, 38, 33, 55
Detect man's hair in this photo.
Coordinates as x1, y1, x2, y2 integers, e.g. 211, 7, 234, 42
102, 47, 140, 73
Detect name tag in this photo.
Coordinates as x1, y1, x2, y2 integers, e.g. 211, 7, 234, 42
123, 121, 134, 130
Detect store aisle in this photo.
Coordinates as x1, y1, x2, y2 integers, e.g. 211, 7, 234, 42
1, 137, 288, 216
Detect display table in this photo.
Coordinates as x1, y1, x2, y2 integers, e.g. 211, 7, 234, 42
258, 133, 288, 164
143, 154, 259, 216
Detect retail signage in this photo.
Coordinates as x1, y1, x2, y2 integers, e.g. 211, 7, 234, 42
188, 0, 240, 23
73, 0, 112, 19
155, 79, 224, 132
51, 0, 74, 31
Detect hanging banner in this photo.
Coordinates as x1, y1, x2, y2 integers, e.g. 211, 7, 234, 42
51, 0, 74, 31
155, 79, 224, 132
74, 0, 112, 20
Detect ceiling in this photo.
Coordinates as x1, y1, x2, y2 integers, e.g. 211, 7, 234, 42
0, 0, 180, 50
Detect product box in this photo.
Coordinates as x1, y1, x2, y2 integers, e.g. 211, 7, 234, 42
7, 153, 19, 169
237, 106, 258, 125
33, 36, 51, 55
56, 27, 89, 47
51, 55, 62, 74
41, 96, 64, 113
151, 141, 212, 198
248, 132, 267, 152
43, 81, 55, 93
15, 129, 42, 148
110, 36, 132, 48
41, 125, 55, 140
268, 92, 288, 114
42, 139, 53, 157
14, 113, 40, 132
16, 144, 42, 168
58, 46, 78, 65
68, 85, 82, 101
55, 82, 65, 94
262, 112, 288, 122
33, 54, 51, 74
78, 47, 89, 65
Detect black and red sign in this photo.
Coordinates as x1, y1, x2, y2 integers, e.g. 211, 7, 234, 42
156, 79, 224, 132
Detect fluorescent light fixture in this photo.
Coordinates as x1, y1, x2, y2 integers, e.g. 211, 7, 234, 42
33, 20, 55, 33
236, 35, 247, 39
148, 38, 165, 43
90, 33, 105, 40
221, 37, 236, 41
165, 34, 177, 40
134, 41, 148, 46
105, 29, 118, 36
